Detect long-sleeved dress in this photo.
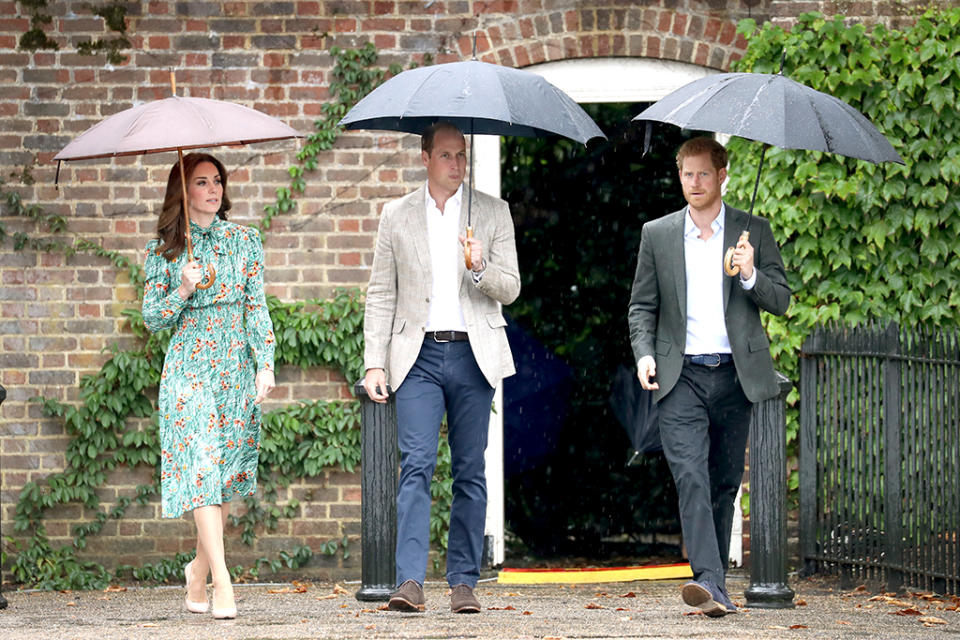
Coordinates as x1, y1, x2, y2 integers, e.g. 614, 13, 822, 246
142, 217, 275, 518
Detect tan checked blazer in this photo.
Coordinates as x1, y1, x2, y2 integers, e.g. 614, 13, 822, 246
363, 184, 521, 390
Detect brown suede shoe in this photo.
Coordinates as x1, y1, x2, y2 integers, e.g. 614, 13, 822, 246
388, 579, 425, 612
450, 583, 481, 613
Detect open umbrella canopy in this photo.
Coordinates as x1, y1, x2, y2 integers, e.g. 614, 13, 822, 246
633, 71, 902, 164
633, 69, 903, 276
54, 95, 301, 161
339, 60, 606, 145
54, 90, 301, 290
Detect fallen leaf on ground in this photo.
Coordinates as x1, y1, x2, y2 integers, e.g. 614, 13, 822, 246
683, 610, 703, 616
615, 607, 629, 611
66, 602, 76, 607
911, 592, 943, 602
919, 616, 947, 625
359, 608, 377, 613
891, 608, 923, 616
619, 591, 637, 598
103, 585, 126, 593
317, 585, 349, 600
790, 624, 809, 629
585, 603, 605, 609
364, 624, 376, 629
506, 592, 521, 597
377, 604, 388, 611
795, 598, 808, 606
487, 605, 516, 610
267, 584, 308, 594
522, 610, 533, 615
141, 623, 159, 628
594, 591, 609, 597
837, 620, 851, 625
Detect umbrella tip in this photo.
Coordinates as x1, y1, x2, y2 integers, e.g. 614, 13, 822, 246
778, 49, 786, 75
169, 69, 176, 96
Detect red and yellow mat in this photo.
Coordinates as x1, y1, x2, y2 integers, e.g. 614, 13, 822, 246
497, 562, 692, 584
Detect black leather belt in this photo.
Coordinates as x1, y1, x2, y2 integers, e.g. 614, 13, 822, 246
425, 330, 469, 343
684, 353, 734, 367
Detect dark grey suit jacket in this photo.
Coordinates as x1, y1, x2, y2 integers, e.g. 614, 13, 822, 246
627, 204, 791, 404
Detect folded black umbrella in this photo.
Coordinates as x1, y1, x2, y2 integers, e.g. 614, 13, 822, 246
609, 364, 661, 460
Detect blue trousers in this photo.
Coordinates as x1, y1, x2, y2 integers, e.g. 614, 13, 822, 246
657, 361, 751, 587
394, 338, 495, 588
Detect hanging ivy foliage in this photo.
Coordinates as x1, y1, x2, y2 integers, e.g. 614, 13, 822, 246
726, 8, 960, 498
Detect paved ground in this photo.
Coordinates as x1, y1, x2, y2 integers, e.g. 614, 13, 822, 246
1, 573, 958, 639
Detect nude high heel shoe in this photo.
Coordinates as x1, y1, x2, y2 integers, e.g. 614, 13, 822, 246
184, 559, 209, 614
211, 604, 237, 620
211, 584, 237, 619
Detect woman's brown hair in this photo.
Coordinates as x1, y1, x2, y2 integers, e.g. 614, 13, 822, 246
155, 153, 232, 261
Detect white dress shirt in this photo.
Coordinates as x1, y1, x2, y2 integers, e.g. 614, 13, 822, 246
683, 204, 756, 355
424, 182, 468, 332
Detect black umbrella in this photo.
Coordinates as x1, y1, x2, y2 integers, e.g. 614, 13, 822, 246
609, 364, 661, 464
339, 59, 606, 268
633, 56, 903, 275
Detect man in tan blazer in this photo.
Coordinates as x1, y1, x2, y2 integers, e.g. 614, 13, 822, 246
628, 137, 790, 617
363, 122, 520, 614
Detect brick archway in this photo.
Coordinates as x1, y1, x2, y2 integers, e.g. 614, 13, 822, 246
451, 5, 749, 72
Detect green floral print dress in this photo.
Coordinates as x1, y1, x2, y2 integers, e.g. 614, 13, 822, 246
142, 218, 275, 518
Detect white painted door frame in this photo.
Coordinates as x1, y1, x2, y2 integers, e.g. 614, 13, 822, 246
476, 58, 741, 569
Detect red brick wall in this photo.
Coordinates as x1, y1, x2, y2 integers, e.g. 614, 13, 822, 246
0, 0, 929, 578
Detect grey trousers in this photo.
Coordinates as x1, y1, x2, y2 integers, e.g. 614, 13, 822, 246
657, 360, 751, 587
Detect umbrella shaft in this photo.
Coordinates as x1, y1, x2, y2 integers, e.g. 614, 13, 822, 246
747, 144, 769, 227
178, 148, 194, 261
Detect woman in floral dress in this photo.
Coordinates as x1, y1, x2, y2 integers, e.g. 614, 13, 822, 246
142, 153, 275, 619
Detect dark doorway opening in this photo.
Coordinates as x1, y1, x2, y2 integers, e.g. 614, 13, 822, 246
501, 103, 699, 566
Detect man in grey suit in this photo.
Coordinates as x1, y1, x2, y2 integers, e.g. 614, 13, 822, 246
628, 137, 790, 617
363, 122, 520, 613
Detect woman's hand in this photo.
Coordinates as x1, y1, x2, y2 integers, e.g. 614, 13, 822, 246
178, 261, 205, 299
254, 369, 275, 405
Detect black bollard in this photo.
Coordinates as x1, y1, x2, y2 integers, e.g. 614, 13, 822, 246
353, 381, 397, 602
0, 383, 6, 609
744, 372, 796, 609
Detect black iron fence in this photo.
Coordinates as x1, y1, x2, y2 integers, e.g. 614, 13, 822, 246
800, 322, 960, 594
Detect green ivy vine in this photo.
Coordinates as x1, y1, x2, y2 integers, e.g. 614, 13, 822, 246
17, 0, 131, 64
261, 42, 402, 230
76, 2, 131, 66
2, 42, 456, 591
728, 8, 960, 506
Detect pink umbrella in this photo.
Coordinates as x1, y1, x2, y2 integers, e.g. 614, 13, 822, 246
55, 73, 301, 288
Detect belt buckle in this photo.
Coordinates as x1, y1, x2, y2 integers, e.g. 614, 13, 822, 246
703, 354, 721, 368
432, 331, 451, 343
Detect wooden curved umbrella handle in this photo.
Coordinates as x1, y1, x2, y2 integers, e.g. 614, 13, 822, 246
195, 264, 217, 290
723, 231, 750, 276
464, 226, 473, 271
